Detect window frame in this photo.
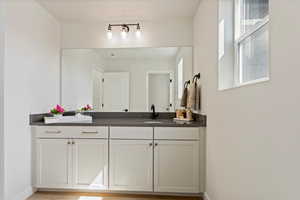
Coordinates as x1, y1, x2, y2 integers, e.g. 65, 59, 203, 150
234, 0, 270, 86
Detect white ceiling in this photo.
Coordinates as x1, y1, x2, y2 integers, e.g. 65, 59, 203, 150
37, 0, 200, 22
96, 47, 179, 59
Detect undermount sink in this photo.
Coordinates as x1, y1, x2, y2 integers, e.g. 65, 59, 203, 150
143, 121, 162, 124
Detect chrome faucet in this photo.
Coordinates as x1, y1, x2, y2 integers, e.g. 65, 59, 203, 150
151, 104, 159, 119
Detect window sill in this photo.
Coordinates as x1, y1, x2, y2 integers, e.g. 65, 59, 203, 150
218, 77, 270, 91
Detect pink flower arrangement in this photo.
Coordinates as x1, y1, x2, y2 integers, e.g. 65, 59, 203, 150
50, 104, 65, 115
81, 104, 93, 111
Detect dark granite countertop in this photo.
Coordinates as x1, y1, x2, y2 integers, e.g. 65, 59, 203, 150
30, 112, 206, 127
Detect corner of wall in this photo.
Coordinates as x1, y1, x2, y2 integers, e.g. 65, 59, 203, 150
0, 0, 5, 199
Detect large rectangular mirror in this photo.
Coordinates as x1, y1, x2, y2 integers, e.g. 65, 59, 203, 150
61, 47, 193, 112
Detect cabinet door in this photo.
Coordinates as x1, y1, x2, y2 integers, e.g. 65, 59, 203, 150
154, 141, 200, 193
110, 140, 153, 191
72, 139, 108, 190
36, 139, 72, 188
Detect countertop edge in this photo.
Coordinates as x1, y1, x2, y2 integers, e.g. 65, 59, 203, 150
30, 112, 207, 128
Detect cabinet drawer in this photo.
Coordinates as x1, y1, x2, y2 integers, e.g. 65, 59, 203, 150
33, 126, 108, 139
154, 127, 200, 140
110, 127, 153, 139
73, 127, 108, 138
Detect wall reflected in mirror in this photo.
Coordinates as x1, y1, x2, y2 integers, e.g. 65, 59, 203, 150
61, 47, 193, 112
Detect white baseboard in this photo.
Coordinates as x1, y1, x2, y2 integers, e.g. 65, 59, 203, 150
203, 192, 210, 200
11, 186, 36, 200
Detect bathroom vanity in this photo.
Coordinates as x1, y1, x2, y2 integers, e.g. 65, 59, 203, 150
29, 46, 206, 196
30, 113, 206, 195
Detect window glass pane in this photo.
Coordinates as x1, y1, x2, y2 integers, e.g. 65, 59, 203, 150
240, 0, 269, 35
177, 58, 183, 99
239, 24, 269, 83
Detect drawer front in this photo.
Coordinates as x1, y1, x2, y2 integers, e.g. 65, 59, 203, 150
33, 126, 108, 139
154, 127, 200, 140
73, 127, 108, 138
34, 126, 68, 138
110, 127, 153, 139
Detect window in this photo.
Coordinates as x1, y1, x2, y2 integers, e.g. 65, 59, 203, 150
235, 0, 269, 84
177, 58, 183, 99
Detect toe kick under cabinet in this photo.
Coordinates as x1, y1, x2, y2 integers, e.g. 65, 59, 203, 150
32, 126, 205, 194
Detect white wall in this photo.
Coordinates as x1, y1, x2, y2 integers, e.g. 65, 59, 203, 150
4, 1, 60, 200
103, 58, 175, 112
62, 49, 104, 110
194, 1, 300, 200
61, 18, 193, 49
0, 0, 5, 199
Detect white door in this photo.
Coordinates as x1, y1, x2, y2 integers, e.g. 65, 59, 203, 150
109, 140, 153, 191
154, 141, 200, 193
36, 139, 72, 188
72, 139, 108, 190
103, 72, 130, 112
148, 73, 173, 112
92, 70, 103, 111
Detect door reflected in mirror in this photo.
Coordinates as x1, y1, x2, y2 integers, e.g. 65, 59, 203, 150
147, 72, 173, 112
61, 47, 193, 112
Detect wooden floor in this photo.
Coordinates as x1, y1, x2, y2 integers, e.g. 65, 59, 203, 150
27, 192, 202, 200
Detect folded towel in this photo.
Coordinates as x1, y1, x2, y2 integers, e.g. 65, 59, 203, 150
180, 87, 188, 107
187, 81, 197, 109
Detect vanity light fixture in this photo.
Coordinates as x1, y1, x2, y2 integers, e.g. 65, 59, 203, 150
107, 23, 141, 39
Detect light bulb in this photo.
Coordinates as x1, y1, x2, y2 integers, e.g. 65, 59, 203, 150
121, 28, 128, 39
136, 29, 141, 38
107, 25, 113, 39
107, 30, 113, 39
136, 24, 141, 38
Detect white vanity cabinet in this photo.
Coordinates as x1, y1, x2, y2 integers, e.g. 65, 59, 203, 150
34, 126, 109, 190
153, 127, 201, 193
109, 140, 153, 191
153, 140, 200, 193
72, 139, 108, 190
36, 138, 72, 188
109, 127, 153, 191
33, 125, 204, 194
